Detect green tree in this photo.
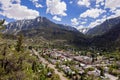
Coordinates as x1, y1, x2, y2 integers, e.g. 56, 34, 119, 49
51, 74, 60, 80
1, 43, 7, 68
0, 19, 5, 38
80, 74, 84, 80
0, 19, 5, 29
32, 61, 37, 72
16, 34, 24, 52
100, 67, 104, 76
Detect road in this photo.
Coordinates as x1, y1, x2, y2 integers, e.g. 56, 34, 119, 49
32, 49, 68, 80
105, 73, 118, 80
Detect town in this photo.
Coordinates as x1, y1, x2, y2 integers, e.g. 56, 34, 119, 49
31, 47, 120, 80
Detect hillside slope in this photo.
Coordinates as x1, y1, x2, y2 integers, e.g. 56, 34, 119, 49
86, 17, 120, 36
90, 22, 120, 51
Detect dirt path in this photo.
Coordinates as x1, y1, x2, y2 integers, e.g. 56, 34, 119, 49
32, 49, 68, 80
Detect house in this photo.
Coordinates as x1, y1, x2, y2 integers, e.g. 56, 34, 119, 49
78, 70, 84, 75
74, 56, 92, 64
80, 63, 86, 67
47, 72, 52, 77
104, 67, 109, 72
87, 69, 100, 77
61, 65, 72, 74
116, 61, 120, 69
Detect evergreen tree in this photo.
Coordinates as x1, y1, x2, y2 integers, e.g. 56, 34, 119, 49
0, 19, 5, 38
100, 67, 104, 76
0, 19, 5, 28
80, 73, 85, 80
118, 75, 120, 80
16, 34, 24, 52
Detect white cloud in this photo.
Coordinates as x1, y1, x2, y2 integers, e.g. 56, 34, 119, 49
96, 0, 104, 5
69, 1, 73, 4
46, 0, 67, 16
105, 0, 120, 10
114, 9, 120, 17
77, 25, 84, 29
88, 18, 106, 28
71, 18, 79, 26
52, 16, 61, 21
95, 0, 104, 8
76, 0, 120, 29
81, 21, 86, 24
80, 8, 106, 18
0, 0, 39, 20
30, 0, 43, 8
35, 3, 43, 8
77, 0, 90, 7
101, 2, 104, 6
104, 0, 120, 19
95, 4, 100, 8
107, 9, 120, 19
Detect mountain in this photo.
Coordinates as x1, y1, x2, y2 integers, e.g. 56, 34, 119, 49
90, 22, 120, 51
4, 16, 87, 48
86, 16, 120, 36
4, 16, 78, 34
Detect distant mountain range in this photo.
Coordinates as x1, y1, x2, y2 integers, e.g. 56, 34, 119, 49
4, 16, 120, 51
4, 16, 87, 48
86, 16, 120, 36
85, 16, 120, 50
4, 17, 78, 34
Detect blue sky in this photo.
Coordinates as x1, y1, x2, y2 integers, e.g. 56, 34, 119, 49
0, 0, 120, 29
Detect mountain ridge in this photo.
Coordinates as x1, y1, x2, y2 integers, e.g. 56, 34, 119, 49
4, 16, 87, 48
90, 22, 120, 51
3, 16, 120, 51
4, 16, 79, 34
86, 16, 120, 36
